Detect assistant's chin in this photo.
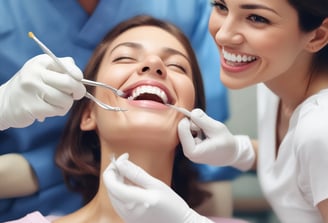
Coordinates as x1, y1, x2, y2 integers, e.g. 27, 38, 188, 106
220, 72, 249, 90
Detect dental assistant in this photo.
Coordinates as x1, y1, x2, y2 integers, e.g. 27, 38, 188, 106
183, 0, 328, 222
104, 0, 328, 222
0, 0, 230, 221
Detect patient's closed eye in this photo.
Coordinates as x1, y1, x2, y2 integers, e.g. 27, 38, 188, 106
167, 63, 186, 73
113, 56, 137, 62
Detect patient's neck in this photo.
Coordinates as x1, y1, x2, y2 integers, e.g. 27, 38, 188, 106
102, 145, 176, 186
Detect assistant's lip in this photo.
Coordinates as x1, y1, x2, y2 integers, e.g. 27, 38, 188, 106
122, 80, 174, 104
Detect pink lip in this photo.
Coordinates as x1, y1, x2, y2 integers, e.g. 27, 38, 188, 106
221, 57, 256, 73
127, 99, 168, 109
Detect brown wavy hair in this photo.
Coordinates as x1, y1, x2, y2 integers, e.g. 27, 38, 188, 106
55, 15, 210, 208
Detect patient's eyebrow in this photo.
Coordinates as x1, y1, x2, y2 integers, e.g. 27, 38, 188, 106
110, 42, 191, 63
162, 47, 191, 64
110, 42, 142, 54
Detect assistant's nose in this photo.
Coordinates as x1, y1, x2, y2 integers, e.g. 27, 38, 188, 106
209, 11, 243, 46
137, 55, 167, 77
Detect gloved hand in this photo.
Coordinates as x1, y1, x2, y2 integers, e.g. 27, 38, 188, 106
178, 108, 255, 171
103, 153, 214, 223
0, 54, 86, 130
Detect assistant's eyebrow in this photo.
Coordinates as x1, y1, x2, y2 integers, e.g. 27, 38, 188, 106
219, 0, 226, 5
240, 4, 278, 15
217, 0, 278, 15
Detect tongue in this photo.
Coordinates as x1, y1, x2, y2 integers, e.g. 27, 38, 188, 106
135, 93, 163, 104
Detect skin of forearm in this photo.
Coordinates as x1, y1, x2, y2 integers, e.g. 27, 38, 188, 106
318, 199, 328, 223
0, 153, 39, 198
250, 139, 258, 171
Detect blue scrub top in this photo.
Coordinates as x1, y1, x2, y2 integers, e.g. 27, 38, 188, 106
0, 0, 234, 220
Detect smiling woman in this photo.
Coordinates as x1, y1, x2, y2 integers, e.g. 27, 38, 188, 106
56, 14, 205, 203
39, 15, 229, 223
206, 0, 328, 222
50, 15, 224, 223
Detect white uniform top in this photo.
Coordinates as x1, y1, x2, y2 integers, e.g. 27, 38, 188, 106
257, 84, 328, 223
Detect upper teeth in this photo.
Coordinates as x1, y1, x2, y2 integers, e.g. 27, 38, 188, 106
128, 85, 168, 104
223, 49, 256, 63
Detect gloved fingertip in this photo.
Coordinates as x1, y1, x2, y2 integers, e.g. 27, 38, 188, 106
178, 117, 189, 129
62, 56, 75, 63
68, 67, 83, 80
117, 158, 135, 173
116, 153, 129, 163
105, 154, 123, 173
191, 108, 205, 118
104, 154, 128, 176
111, 153, 130, 174
37, 117, 45, 122
190, 108, 214, 127
61, 57, 83, 80
72, 85, 87, 100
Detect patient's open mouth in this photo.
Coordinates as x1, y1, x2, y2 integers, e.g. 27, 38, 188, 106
127, 85, 169, 104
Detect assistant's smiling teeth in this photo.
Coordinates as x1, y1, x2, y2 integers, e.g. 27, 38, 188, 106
128, 85, 169, 104
223, 48, 257, 63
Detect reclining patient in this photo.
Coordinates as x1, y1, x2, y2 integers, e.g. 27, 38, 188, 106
7, 15, 247, 223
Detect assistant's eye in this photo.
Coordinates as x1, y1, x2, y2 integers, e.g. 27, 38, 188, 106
210, 0, 228, 12
247, 14, 270, 24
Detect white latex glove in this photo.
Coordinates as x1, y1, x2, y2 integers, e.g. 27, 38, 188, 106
0, 54, 86, 130
178, 108, 255, 171
103, 153, 214, 223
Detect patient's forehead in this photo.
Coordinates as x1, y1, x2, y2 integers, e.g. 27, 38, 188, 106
107, 25, 188, 57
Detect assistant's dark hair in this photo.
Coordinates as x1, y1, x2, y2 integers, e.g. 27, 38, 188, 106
288, 0, 328, 73
55, 15, 210, 208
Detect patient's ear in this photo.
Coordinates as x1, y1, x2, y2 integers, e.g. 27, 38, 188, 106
305, 18, 328, 52
80, 105, 97, 130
